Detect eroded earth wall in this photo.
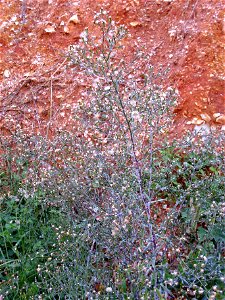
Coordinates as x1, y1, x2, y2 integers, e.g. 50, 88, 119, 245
0, 0, 224, 136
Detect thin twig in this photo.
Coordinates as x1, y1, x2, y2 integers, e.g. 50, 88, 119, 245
46, 58, 67, 138
46, 78, 53, 139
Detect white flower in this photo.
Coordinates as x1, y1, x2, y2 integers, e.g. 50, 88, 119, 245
108, 149, 115, 155
104, 86, 111, 91
198, 287, 204, 294
131, 110, 142, 122
84, 130, 89, 138
105, 287, 113, 293
80, 30, 88, 42
130, 100, 136, 106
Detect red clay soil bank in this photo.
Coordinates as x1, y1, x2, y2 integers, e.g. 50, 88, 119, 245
0, 0, 224, 137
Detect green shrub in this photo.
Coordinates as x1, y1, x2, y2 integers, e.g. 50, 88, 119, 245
0, 149, 74, 299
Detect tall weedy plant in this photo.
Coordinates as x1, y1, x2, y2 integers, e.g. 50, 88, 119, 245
66, 10, 180, 298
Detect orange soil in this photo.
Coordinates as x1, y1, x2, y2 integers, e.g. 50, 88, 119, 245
0, 0, 224, 137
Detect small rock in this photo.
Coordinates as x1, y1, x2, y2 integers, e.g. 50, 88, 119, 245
195, 119, 205, 125
130, 21, 141, 27
200, 113, 211, 122
23, 72, 32, 77
195, 102, 202, 108
63, 26, 70, 33
44, 25, 56, 33
3, 69, 10, 78
213, 112, 221, 119
215, 115, 225, 124
189, 117, 205, 125
221, 125, 225, 131
69, 14, 80, 24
